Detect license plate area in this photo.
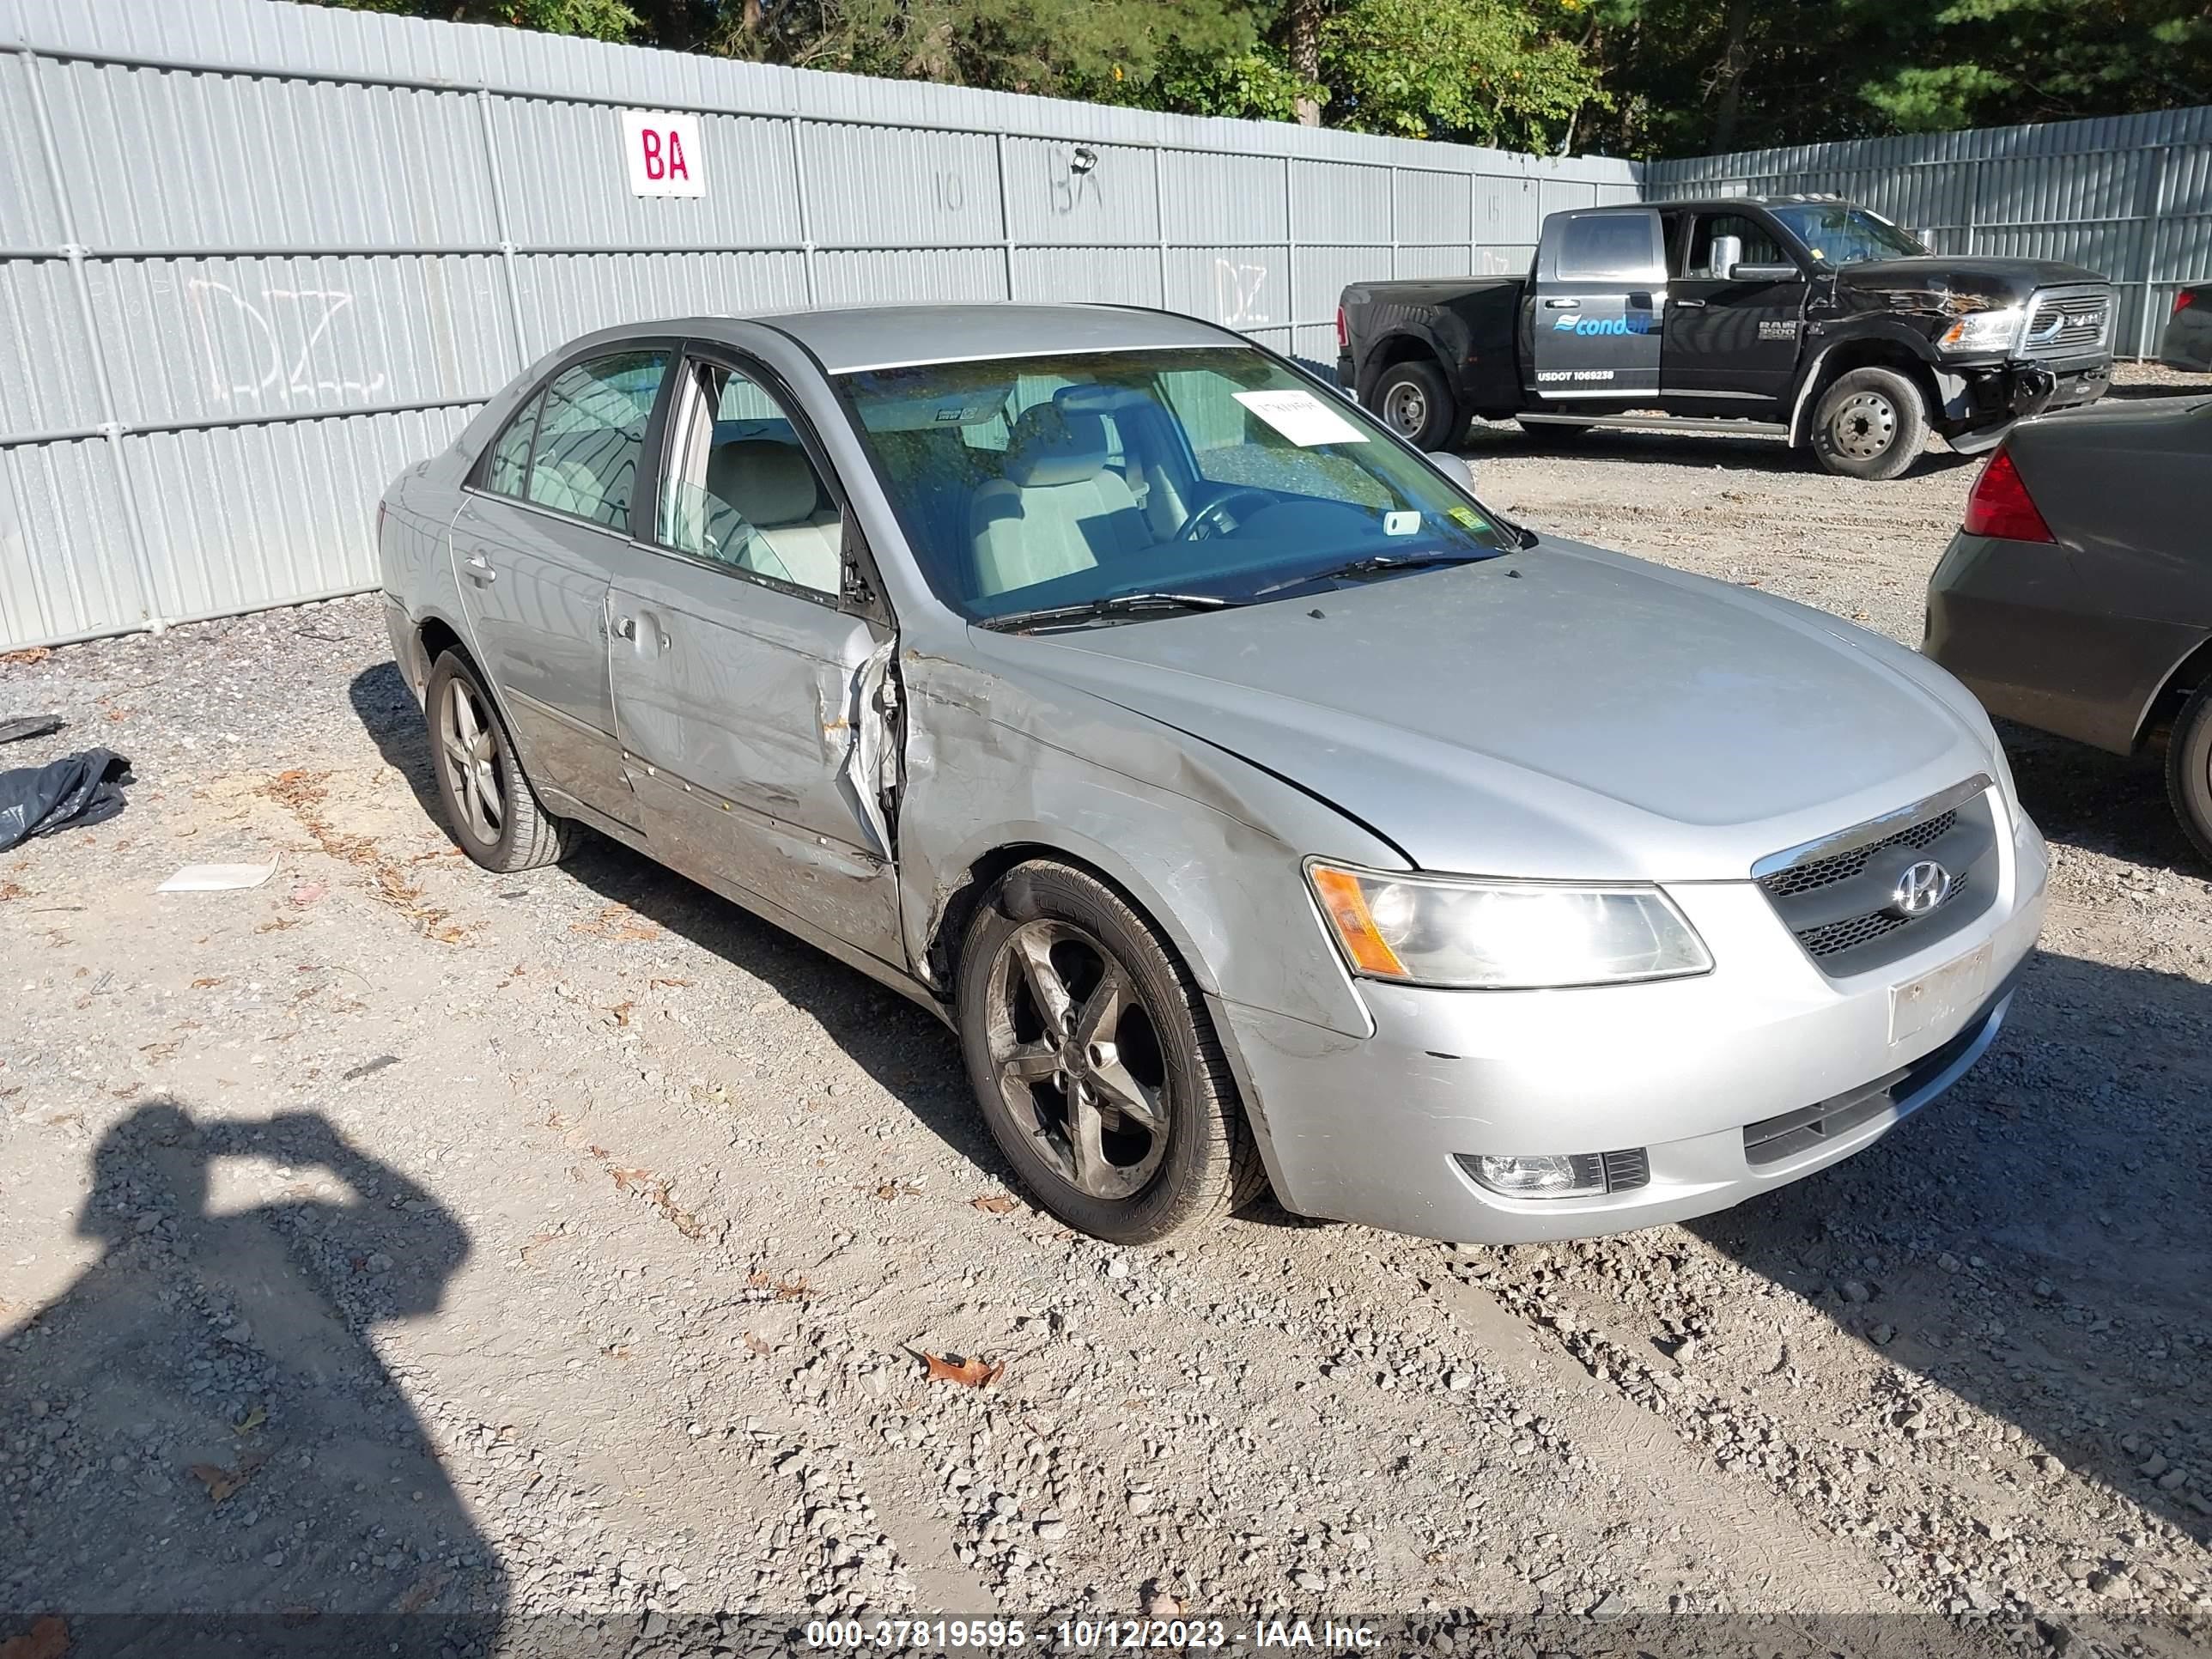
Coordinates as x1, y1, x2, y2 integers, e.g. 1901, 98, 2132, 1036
1890, 941, 1990, 1046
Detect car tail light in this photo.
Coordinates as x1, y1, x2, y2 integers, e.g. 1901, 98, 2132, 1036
1334, 305, 1348, 352
2178, 289, 2197, 314
1962, 447, 2054, 544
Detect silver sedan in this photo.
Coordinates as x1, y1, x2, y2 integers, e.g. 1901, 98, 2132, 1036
377, 304, 2047, 1245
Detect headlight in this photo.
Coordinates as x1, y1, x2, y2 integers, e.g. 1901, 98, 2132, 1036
1937, 306, 2024, 354
1306, 862, 1713, 989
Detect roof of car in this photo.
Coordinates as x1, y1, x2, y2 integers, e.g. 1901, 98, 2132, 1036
744, 303, 1243, 374
1587, 193, 1850, 216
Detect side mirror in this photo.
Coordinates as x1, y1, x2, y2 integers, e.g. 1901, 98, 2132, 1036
1709, 234, 1742, 282
1425, 451, 1474, 490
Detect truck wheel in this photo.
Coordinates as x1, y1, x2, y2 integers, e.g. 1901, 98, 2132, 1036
1810, 367, 1928, 481
2166, 683, 2212, 866
1371, 361, 1461, 450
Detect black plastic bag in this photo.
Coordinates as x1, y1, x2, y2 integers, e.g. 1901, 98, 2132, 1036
0, 747, 132, 852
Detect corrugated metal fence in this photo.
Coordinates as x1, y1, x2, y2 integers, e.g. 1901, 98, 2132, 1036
1645, 106, 2212, 360
0, 0, 1636, 651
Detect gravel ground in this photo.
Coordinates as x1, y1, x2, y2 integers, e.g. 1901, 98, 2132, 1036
2, 368, 2209, 1655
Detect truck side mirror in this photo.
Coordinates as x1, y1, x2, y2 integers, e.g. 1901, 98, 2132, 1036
1709, 234, 1743, 281
1425, 452, 1475, 490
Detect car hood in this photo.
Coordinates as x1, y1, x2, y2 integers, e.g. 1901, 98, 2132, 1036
1838, 257, 2107, 308
973, 542, 2001, 882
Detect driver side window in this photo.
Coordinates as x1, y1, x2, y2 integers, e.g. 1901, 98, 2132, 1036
656, 359, 845, 598
1686, 213, 1789, 279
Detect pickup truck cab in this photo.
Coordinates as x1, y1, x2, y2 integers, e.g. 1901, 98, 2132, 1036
1338, 195, 2115, 479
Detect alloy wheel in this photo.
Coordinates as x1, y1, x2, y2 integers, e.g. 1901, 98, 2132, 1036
982, 918, 1170, 1200
438, 676, 506, 846
1829, 390, 1897, 460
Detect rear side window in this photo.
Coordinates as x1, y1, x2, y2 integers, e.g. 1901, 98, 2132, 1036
1553, 214, 1664, 283
478, 351, 669, 528
483, 394, 541, 497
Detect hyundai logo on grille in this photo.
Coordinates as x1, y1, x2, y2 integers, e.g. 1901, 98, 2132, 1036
1890, 860, 1954, 917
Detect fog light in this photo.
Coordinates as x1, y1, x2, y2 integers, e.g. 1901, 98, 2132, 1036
1463, 1152, 1608, 1200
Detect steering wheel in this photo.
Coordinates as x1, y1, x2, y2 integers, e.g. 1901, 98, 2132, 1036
1176, 489, 1277, 542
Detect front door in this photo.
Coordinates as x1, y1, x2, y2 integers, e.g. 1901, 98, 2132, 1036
1662, 210, 1808, 404
1526, 208, 1667, 404
450, 347, 673, 826
608, 350, 904, 967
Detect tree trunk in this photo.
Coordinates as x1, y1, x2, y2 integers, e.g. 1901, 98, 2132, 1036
1287, 0, 1322, 126
1711, 0, 1753, 154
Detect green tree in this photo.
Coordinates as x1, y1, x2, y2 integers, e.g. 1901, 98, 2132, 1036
298, 0, 645, 44
1316, 0, 1602, 148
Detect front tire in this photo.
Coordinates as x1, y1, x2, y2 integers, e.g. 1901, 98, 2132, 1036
1370, 360, 1462, 451
955, 860, 1264, 1245
1810, 366, 1929, 481
2166, 682, 2212, 866
424, 649, 575, 872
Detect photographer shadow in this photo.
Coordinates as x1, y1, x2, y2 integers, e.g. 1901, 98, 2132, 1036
0, 1100, 503, 1651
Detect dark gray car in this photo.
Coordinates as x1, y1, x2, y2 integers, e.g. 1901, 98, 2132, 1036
2160, 283, 2212, 372
1924, 393, 2212, 859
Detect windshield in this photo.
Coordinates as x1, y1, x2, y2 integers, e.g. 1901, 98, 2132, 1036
835, 346, 1510, 624
1766, 204, 1926, 266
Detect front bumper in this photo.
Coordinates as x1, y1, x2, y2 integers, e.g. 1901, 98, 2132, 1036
1215, 792, 2047, 1243
1942, 356, 2110, 438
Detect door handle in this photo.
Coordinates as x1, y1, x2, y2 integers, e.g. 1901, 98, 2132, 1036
462, 553, 496, 585
1674, 298, 1706, 308
612, 615, 637, 641
1543, 298, 1580, 310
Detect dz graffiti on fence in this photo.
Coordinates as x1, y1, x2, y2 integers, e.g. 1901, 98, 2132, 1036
184, 280, 390, 406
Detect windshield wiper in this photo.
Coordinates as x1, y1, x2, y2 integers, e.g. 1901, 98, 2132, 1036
978, 592, 1244, 633
1252, 550, 1493, 598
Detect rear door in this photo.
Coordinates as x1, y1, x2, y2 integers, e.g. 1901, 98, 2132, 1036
1526, 209, 1667, 403
451, 345, 673, 826
1662, 209, 1808, 404
607, 346, 904, 967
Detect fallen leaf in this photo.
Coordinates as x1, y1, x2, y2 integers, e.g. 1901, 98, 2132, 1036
0, 1614, 68, 1659
188, 1452, 264, 1504
189, 976, 223, 989
970, 1194, 1018, 1215
649, 976, 691, 988
0, 881, 26, 902
0, 646, 52, 666
874, 1180, 922, 1201
609, 1166, 653, 1194
609, 1000, 634, 1027
232, 1403, 267, 1435
742, 1331, 772, 1357
923, 1352, 1005, 1389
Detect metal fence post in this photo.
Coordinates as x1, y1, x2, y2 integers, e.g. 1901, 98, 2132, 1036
16, 44, 165, 634
1152, 143, 1170, 310
787, 116, 817, 305
994, 131, 1016, 302
1282, 155, 1296, 358
2136, 145, 2169, 358
473, 87, 530, 373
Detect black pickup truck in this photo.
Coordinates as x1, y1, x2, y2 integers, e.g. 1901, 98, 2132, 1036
1336, 196, 2115, 479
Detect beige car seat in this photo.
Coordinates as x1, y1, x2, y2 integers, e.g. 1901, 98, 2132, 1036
704, 440, 842, 592
966, 406, 1153, 599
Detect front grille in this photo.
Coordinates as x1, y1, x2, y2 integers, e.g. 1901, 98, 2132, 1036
1601, 1148, 1651, 1193
1793, 875, 1970, 960
1752, 779, 1997, 976
2021, 284, 2111, 361
1757, 810, 1956, 900
1743, 1000, 1999, 1167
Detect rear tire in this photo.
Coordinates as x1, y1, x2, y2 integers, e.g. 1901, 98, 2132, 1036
1370, 360, 1462, 451
2166, 682, 2212, 866
425, 649, 575, 873
955, 860, 1265, 1245
1810, 366, 1928, 481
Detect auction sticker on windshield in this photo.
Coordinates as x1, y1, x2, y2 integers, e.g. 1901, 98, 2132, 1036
1233, 388, 1367, 447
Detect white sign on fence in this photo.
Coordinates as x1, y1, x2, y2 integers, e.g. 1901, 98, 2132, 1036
619, 109, 704, 198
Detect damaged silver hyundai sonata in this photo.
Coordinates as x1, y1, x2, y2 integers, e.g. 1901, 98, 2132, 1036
378, 304, 2046, 1246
